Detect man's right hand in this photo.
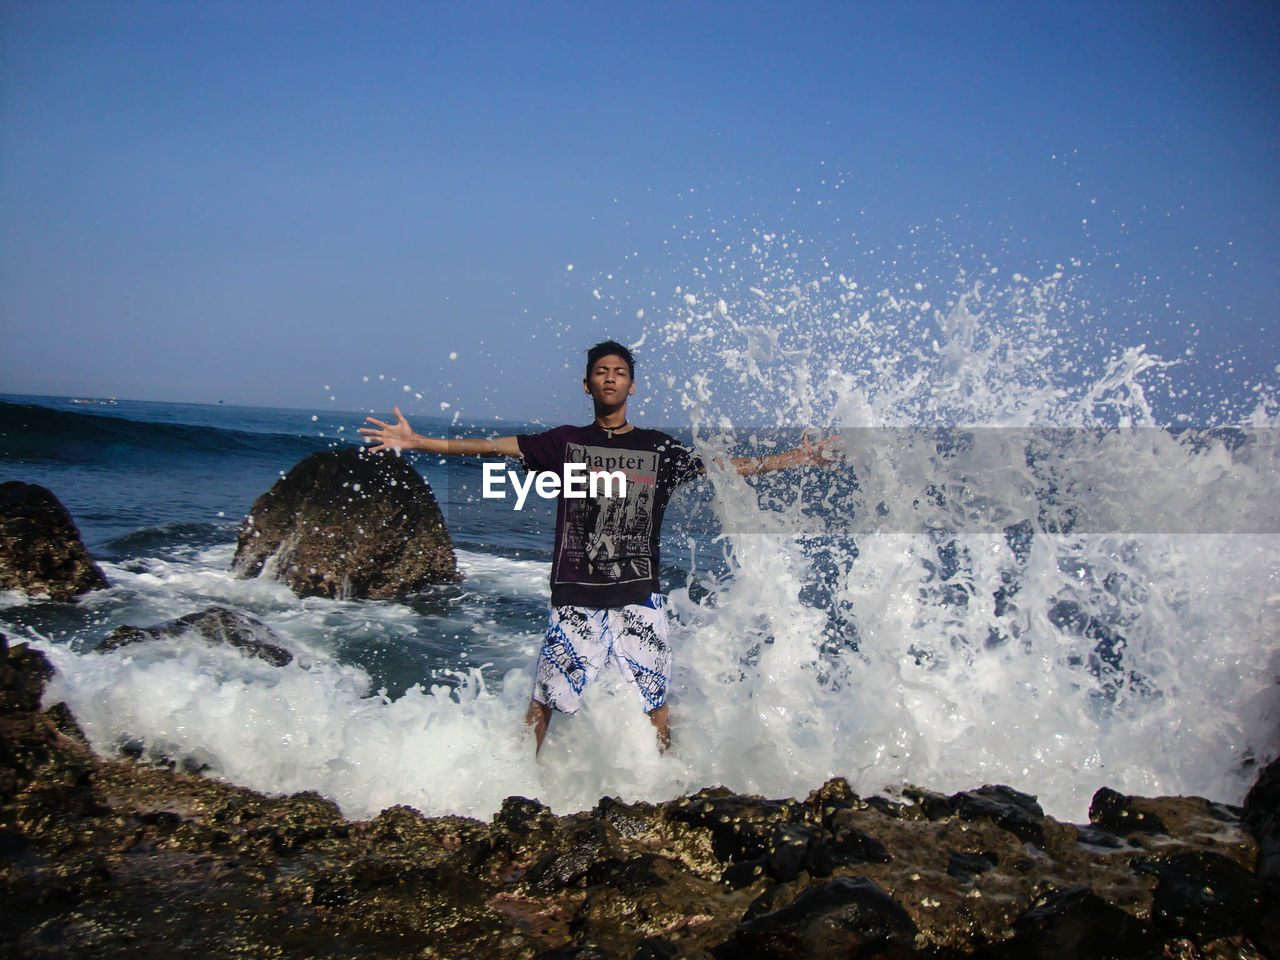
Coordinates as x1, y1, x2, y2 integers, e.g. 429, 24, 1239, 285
359, 407, 419, 453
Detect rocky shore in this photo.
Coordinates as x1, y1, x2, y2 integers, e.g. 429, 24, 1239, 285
1, 635, 1276, 959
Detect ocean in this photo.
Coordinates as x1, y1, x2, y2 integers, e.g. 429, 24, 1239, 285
2, 265, 1278, 825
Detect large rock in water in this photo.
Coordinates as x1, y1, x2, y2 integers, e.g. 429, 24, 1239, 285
232, 448, 457, 599
0, 481, 108, 601
98, 606, 293, 667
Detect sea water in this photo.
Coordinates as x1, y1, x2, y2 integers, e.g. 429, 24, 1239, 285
2, 235, 1277, 824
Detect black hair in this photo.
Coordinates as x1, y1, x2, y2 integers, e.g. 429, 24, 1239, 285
585, 340, 635, 379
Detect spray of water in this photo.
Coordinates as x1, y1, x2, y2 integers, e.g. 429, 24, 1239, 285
641, 228, 1279, 819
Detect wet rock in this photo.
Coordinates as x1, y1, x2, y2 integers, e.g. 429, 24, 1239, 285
487, 794, 562, 879
721, 857, 769, 889
0, 642, 99, 822
495, 794, 554, 832
715, 875, 918, 959
1, 633, 54, 712
526, 821, 611, 892
1090, 786, 1169, 836
665, 786, 796, 865
535, 945, 613, 960
947, 851, 999, 882
98, 605, 293, 666
826, 810, 892, 865
758, 818, 878, 882
740, 881, 788, 922
231, 448, 457, 600
864, 795, 911, 818
1073, 824, 1125, 849
1132, 851, 1265, 940
0, 482, 108, 600
1003, 886, 1155, 959
907, 783, 1047, 846
633, 937, 677, 959
808, 776, 860, 828
247, 791, 349, 854
902, 784, 955, 819
363, 803, 435, 844
582, 854, 671, 893
591, 795, 655, 839
952, 785, 1046, 847
42, 701, 87, 743
1242, 756, 1280, 898
306, 854, 442, 908
766, 822, 815, 882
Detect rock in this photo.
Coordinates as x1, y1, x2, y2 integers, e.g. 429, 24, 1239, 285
591, 795, 654, 838
97, 605, 293, 666
714, 876, 918, 959
902, 784, 955, 819
1132, 851, 1265, 941
1090, 786, 1169, 836
952, 785, 1047, 846
1, 664, 1276, 960
808, 776, 860, 828
0, 481, 108, 600
1072, 824, 1125, 849
720, 858, 769, 890
1004, 886, 1155, 959
0, 641, 98, 820
494, 794, 554, 832
665, 786, 796, 865
526, 822, 611, 893
364, 804, 435, 844
231, 448, 457, 599
535, 946, 612, 960
863, 795, 910, 818
766, 822, 816, 882
946, 851, 999, 882
907, 782, 1047, 846
1242, 756, 1280, 899
0, 632, 54, 712
582, 854, 672, 894
633, 938, 677, 960
825, 810, 892, 865
304, 855, 441, 909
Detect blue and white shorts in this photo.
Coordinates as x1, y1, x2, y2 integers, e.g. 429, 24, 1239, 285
532, 593, 671, 715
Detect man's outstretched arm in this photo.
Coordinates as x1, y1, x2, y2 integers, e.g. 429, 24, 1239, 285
723, 434, 842, 477
359, 407, 521, 458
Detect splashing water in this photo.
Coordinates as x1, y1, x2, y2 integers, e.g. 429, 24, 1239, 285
640, 230, 1280, 819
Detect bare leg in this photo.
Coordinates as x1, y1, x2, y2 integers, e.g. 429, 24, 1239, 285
647, 703, 670, 754
525, 700, 552, 755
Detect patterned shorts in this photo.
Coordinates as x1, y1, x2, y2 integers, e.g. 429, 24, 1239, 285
532, 594, 672, 715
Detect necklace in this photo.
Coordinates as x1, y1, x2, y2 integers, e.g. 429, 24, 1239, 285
599, 421, 630, 438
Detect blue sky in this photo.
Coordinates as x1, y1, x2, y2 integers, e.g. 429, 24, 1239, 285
2, 0, 1277, 424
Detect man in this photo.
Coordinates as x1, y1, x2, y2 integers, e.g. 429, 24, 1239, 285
360, 340, 831, 754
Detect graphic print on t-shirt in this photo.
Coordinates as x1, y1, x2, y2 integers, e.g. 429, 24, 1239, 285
558, 442, 658, 588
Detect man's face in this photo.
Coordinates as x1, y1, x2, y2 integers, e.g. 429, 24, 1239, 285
584, 354, 635, 406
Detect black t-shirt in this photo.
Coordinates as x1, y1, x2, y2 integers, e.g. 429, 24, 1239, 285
516, 425, 702, 608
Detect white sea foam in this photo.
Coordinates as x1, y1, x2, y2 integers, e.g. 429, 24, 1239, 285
456, 550, 550, 601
